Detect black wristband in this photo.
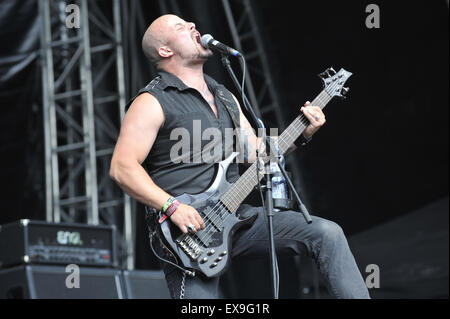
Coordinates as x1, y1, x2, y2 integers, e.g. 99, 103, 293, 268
295, 134, 313, 147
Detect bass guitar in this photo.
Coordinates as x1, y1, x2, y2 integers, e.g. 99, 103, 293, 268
156, 67, 352, 277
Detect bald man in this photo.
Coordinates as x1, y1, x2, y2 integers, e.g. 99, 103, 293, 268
110, 14, 370, 299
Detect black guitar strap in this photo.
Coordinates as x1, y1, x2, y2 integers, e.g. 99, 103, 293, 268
212, 86, 252, 162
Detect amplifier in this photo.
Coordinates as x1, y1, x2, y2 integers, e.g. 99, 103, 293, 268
0, 265, 124, 299
0, 219, 118, 268
122, 270, 171, 299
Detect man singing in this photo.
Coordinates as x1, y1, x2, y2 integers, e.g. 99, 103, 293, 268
110, 14, 370, 299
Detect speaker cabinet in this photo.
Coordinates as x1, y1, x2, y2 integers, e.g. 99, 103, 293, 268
122, 270, 170, 299
0, 265, 124, 299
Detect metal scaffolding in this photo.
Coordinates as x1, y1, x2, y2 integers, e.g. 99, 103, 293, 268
39, 0, 133, 269
222, 0, 285, 126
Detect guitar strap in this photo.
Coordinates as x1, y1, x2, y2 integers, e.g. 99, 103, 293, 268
214, 87, 241, 129
213, 86, 250, 162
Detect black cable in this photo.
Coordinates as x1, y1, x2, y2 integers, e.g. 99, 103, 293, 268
149, 232, 195, 277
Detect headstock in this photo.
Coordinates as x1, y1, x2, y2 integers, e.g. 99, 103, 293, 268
318, 67, 353, 99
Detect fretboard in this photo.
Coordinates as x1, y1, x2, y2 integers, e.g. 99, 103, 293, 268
220, 90, 332, 212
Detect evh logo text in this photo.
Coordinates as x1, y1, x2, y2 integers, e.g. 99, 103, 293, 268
57, 231, 83, 245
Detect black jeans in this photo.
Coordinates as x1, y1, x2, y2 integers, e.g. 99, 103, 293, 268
155, 204, 370, 299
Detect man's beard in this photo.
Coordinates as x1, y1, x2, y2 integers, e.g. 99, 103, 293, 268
185, 49, 213, 66
198, 51, 213, 60
195, 47, 213, 61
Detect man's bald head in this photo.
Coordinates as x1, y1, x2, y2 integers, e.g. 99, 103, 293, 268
141, 14, 211, 68
141, 15, 175, 66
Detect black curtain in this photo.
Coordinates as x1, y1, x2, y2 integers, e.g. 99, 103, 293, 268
0, 0, 44, 225
255, 0, 449, 234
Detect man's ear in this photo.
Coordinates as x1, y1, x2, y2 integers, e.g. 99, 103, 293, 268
158, 46, 173, 58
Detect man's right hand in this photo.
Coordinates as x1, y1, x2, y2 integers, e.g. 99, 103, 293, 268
169, 203, 205, 234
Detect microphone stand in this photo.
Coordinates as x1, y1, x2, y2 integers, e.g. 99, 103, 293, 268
220, 55, 312, 299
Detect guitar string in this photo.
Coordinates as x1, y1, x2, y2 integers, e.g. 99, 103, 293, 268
191, 80, 338, 246
194, 90, 333, 245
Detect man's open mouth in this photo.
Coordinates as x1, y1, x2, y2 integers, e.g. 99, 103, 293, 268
194, 32, 202, 45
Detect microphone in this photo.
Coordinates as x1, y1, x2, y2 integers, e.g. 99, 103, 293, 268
201, 34, 242, 57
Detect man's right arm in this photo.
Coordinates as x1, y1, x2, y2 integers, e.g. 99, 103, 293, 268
109, 93, 204, 233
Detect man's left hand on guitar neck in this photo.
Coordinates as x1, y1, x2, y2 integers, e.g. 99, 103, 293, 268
300, 101, 326, 139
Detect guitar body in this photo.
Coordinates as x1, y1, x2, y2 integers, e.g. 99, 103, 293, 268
157, 152, 257, 278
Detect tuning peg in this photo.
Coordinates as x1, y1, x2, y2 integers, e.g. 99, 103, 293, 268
318, 71, 328, 79
341, 87, 350, 95
328, 67, 336, 75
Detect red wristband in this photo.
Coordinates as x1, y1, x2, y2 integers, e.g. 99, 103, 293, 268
158, 200, 180, 224
165, 200, 180, 217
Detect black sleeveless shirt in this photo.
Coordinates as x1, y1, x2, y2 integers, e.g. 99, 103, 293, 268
125, 70, 241, 196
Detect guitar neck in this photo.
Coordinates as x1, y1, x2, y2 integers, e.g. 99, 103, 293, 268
221, 90, 333, 212
278, 90, 332, 154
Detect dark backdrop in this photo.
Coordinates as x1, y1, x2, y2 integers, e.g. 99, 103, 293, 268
256, 1, 449, 234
